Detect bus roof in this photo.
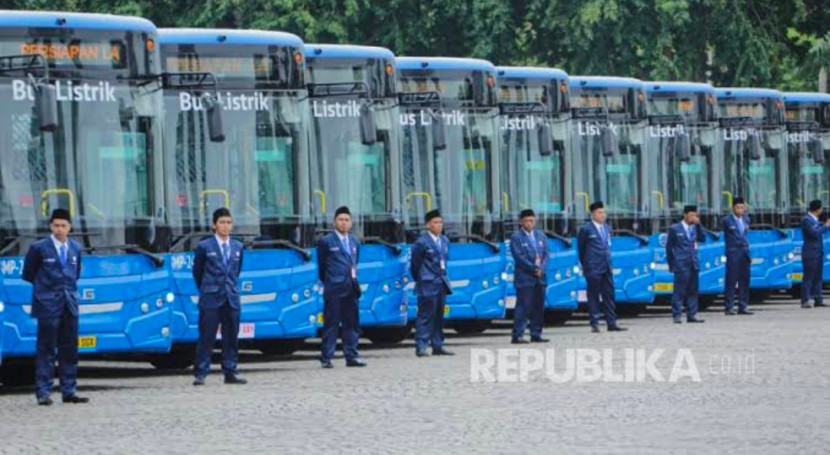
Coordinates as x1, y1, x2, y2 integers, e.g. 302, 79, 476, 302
569, 76, 643, 89
783, 92, 830, 104
715, 87, 782, 99
496, 66, 568, 81
158, 28, 303, 47
396, 57, 495, 72
0, 9, 156, 32
304, 44, 395, 60
645, 81, 715, 94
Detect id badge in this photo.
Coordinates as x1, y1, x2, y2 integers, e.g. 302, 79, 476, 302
351, 267, 357, 279
440, 260, 446, 270
693, 242, 698, 250
534, 257, 541, 266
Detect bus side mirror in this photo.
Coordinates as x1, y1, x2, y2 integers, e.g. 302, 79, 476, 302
809, 136, 824, 163
431, 110, 447, 150
203, 95, 226, 143
747, 133, 762, 160
601, 126, 618, 157
360, 103, 378, 145
676, 132, 692, 162
35, 82, 58, 132
537, 122, 553, 157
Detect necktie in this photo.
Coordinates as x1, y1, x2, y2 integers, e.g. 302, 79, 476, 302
221, 243, 230, 267
527, 231, 538, 258
435, 236, 441, 251
342, 236, 351, 258
736, 216, 743, 234
687, 226, 693, 242
59, 244, 67, 266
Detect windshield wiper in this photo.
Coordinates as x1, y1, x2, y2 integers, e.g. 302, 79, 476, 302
83, 244, 164, 267
170, 232, 213, 252
448, 234, 500, 253
750, 223, 789, 238
542, 230, 572, 248
243, 238, 311, 261
699, 226, 721, 241
360, 236, 402, 255
610, 229, 649, 246
0, 232, 102, 256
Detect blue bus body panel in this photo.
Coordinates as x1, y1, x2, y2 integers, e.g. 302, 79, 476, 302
0, 277, 5, 365
166, 249, 319, 343
789, 229, 830, 283
354, 245, 408, 328
396, 57, 496, 72
574, 236, 654, 305
304, 44, 395, 59
570, 76, 644, 90
783, 92, 830, 104
2, 254, 172, 357
158, 28, 302, 46
649, 234, 725, 296
496, 66, 568, 81
504, 239, 579, 313
715, 88, 783, 100
746, 231, 795, 289
645, 82, 715, 94
404, 244, 506, 321
0, 10, 156, 32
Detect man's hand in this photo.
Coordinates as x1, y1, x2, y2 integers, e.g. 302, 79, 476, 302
534, 269, 544, 278
824, 219, 830, 227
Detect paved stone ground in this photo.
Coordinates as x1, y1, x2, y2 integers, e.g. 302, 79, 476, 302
1, 294, 829, 455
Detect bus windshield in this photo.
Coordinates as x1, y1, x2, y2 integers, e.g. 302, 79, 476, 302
163, 90, 311, 248
308, 99, 401, 240
0, 80, 163, 255
787, 130, 830, 214
402, 108, 502, 240
501, 115, 568, 232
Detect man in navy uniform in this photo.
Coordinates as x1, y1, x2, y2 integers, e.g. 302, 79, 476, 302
801, 199, 830, 308
192, 208, 247, 385
318, 206, 366, 368
23, 208, 88, 405
722, 197, 753, 315
666, 205, 705, 324
410, 209, 454, 357
509, 209, 550, 344
577, 201, 626, 333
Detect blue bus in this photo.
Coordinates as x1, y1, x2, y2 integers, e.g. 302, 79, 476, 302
304, 44, 409, 344
397, 57, 506, 333
497, 66, 578, 324
0, 11, 173, 384
644, 82, 725, 307
715, 88, 794, 297
567, 76, 653, 313
783, 92, 830, 289
155, 28, 318, 366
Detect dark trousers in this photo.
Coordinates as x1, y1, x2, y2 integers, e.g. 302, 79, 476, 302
194, 301, 240, 379
802, 257, 824, 305
724, 252, 750, 311
512, 284, 545, 339
415, 292, 446, 351
672, 269, 699, 319
35, 310, 79, 398
321, 295, 360, 362
585, 272, 617, 328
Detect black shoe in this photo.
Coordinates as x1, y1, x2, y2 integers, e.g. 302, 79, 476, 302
433, 347, 455, 356
591, 325, 600, 333
62, 395, 89, 404
192, 377, 205, 386
346, 359, 367, 367
737, 309, 754, 315
724, 309, 737, 316
416, 349, 430, 357
607, 325, 627, 332
37, 396, 53, 406
511, 337, 529, 344
530, 337, 550, 343
673, 318, 683, 324
321, 360, 334, 369
687, 317, 705, 323
815, 303, 828, 308
224, 375, 247, 385
801, 303, 813, 309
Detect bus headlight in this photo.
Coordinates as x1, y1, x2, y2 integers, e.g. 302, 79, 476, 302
482, 280, 489, 289
773, 258, 780, 266
705, 262, 711, 270
292, 293, 300, 302
395, 280, 402, 289
304, 288, 312, 298
633, 268, 640, 276
721, 255, 727, 264
555, 273, 562, 281
643, 265, 649, 274
493, 276, 500, 285
501, 272, 509, 280
788, 252, 795, 260
161, 326, 170, 337
383, 284, 390, 293
165, 292, 175, 303
156, 298, 164, 309
0, 301, 4, 312
565, 269, 572, 278
649, 262, 656, 270
140, 302, 150, 313
308, 314, 317, 324
573, 266, 581, 275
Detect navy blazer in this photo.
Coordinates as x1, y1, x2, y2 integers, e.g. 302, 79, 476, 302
192, 236, 244, 309
722, 214, 750, 256
410, 233, 451, 298
22, 237, 82, 319
801, 214, 828, 260
317, 232, 361, 299
510, 229, 549, 288
665, 222, 702, 273
577, 222, 612, 277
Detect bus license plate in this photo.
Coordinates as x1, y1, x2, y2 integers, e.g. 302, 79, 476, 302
78, 336, 97, 349
505, 296, 516, 309
654, 283, 674, 292
792, 273, 803, 281
444, 305, 450, 316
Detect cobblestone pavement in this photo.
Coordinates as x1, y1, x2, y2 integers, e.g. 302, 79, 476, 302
1, 295, 829, 455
